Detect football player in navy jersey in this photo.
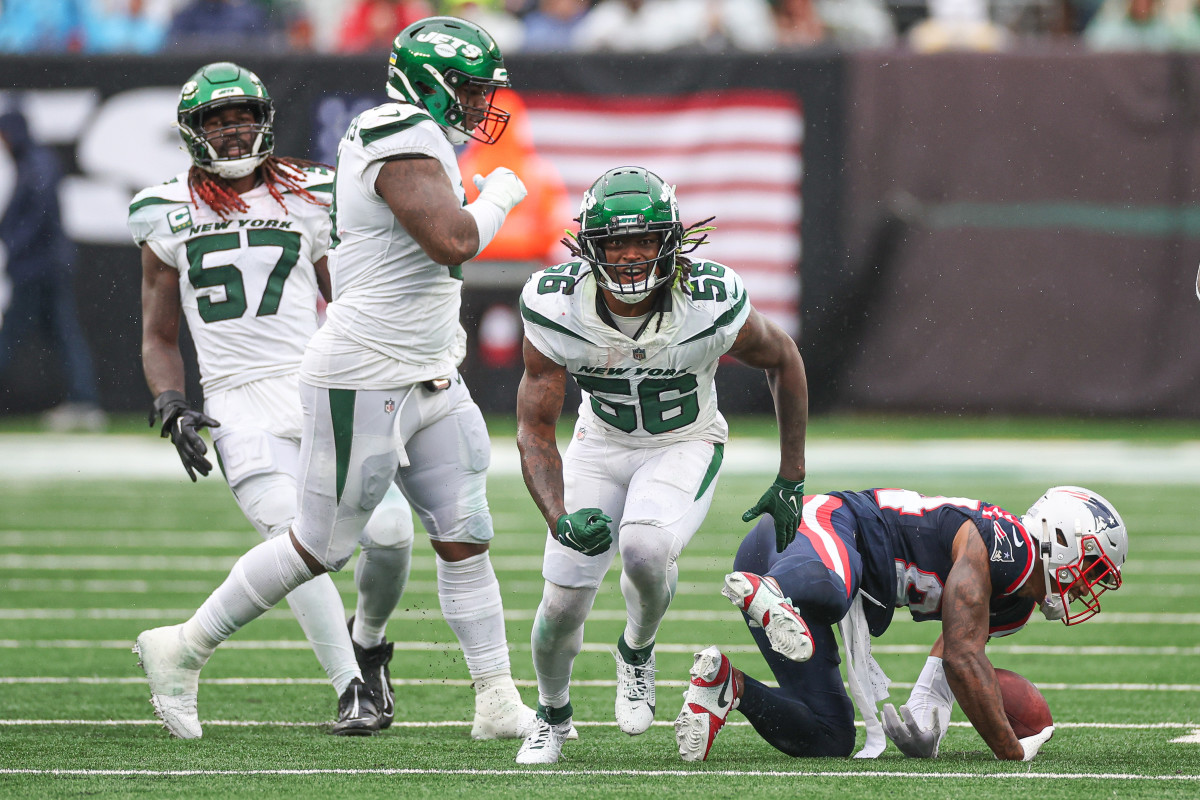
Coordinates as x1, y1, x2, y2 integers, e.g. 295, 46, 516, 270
674, 486, 1128, 763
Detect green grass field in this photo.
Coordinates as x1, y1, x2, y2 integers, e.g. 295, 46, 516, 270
1, 416, 1198, 798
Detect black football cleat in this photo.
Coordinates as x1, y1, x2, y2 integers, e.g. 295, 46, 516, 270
347, 616, 395, 729
330, 677, 383, 736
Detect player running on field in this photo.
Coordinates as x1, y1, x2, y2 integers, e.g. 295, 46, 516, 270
514, 165, 811, 764
675, 486, 1128, 762
131, 61, 414, 736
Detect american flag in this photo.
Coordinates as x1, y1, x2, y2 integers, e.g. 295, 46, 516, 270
524, 91, 804, 337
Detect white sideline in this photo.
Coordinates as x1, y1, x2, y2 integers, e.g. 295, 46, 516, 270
1, 767, 1197, 780
3, 434, 1200, 483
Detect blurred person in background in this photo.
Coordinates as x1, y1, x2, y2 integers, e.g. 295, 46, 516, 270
906, 0, 1009, 51
1084, 0, 1200, 49
0, 105, 106, 432
770, 0, 895, 48
459, 88, 571, 265
167, 0, 283, 50
79, 0, 175, 53
0, 0, 80, 52
132, 61, 416, 736
336, 0, 433, 53
574, 0, 775, 52
520, 0, 589, 51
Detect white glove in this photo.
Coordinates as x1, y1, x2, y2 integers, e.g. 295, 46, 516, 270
1019, 725, 1054, 761
473, 167, 527, 215
882, 703, 947, 758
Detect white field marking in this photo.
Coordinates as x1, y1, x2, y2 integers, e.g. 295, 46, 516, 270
5, 434, 1200, 484
0, 719, 1197, 733
1172, 730, 1200, 744
3, 608, 1197, 625
4, 639, 1200, 657
0, 767, 1197, 780
3, 552, 1196, 577
4, 676, 1200, 694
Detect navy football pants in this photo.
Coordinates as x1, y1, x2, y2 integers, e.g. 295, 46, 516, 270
731, 495, 864, 757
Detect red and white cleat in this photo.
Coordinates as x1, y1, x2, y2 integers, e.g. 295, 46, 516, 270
722, 571, 814, 663
674, 646, 739, 762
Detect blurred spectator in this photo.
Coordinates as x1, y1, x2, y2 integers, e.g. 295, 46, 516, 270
80, 0, 175, 53
0, 107, 106, 431
167, 0, 281, 50
521, 0, 589, 51
336, 0, 432, 53
811, 0, 896, 47
770, 0, 826, 46
907, 0, 1009, 51
0, 0, 81, 52
1083, 0, 1200, 48
460, 88, 572, 264
574, 0, 775, 52
442, 0, 525, 52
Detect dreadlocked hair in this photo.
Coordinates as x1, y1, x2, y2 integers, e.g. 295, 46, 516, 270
559, 216, 718, 286
187, 157, 331, 219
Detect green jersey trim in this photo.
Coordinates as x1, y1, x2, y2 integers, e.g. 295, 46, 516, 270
520, 298, 599, 345
359, 114, 435, 147
694, 442, 724, 500
128, 196, 181, 215
677, 293, 749, 346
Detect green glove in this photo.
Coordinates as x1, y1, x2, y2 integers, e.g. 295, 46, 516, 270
742, 476, 805, 553
555, 508, 613, 556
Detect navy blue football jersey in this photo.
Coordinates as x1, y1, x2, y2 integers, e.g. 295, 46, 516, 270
832, 488, 1038, 637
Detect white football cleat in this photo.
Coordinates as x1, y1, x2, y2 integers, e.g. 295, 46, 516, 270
675, 646, 739, 762
515, 709, 574, 765
614, 648, 656, 735
722, 571, 814, 663
133, 624, 209, 740
471, 678, 538, 740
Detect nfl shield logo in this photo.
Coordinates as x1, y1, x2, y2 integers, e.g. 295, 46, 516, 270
632, 348, 646, 361
384, 398, 395, 413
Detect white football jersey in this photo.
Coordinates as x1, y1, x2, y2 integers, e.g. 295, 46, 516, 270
520, 260, 751, 447
302, 103, 468, 389
127, 165, 334, 395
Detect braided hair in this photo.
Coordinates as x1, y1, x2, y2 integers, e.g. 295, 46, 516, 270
187, 156, 330, 218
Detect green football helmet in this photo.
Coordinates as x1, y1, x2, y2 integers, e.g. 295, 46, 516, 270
386, 16, 510, 146
177, 62, 274, 179
578, 167, 683, 304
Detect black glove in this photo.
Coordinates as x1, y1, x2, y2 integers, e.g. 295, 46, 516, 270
742, 475, 805, 553
150, 390, 221, 482
555, 508, 613, 556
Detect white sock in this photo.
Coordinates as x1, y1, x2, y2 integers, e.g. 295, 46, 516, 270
531, 582, 597, 710
181, 534, 314, 657
282, 574, 358, 696
436, 552, 511, 681
352, 541, 413, 648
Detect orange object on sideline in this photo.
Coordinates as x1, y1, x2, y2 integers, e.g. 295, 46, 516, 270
460, 89, 572, 265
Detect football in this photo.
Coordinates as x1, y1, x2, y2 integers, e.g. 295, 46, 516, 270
995, 668, 1053, 738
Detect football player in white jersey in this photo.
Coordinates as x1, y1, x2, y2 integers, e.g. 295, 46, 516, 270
513, 166, 811, 763
133, 19, 535, 742
132, 62, 417, 736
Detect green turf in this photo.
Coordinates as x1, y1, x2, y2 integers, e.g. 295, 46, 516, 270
1, 420, 1198, 798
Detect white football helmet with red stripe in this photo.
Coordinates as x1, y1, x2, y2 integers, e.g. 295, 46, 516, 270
1022, 486, 1127, 625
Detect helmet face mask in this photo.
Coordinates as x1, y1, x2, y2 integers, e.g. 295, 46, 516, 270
578, 166, 683, 305
387, 16, 510, 146
1022, 486, 1127, 625
177, 62, 274, 180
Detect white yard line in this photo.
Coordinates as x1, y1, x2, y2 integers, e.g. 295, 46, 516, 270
2, 434, 1200, 483
0, 766, 1197, 780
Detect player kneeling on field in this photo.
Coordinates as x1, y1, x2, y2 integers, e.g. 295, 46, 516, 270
675, 486, 1126, 762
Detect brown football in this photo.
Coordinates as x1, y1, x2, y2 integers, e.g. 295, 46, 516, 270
995, 668, 1053, 738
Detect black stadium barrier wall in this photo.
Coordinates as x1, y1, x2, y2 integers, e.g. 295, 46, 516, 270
0, 51, 1197, 419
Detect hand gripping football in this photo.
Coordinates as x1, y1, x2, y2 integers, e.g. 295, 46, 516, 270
995, 668, 1053, 738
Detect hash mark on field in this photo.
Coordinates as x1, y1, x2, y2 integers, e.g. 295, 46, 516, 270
1, 768, 1197, 780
